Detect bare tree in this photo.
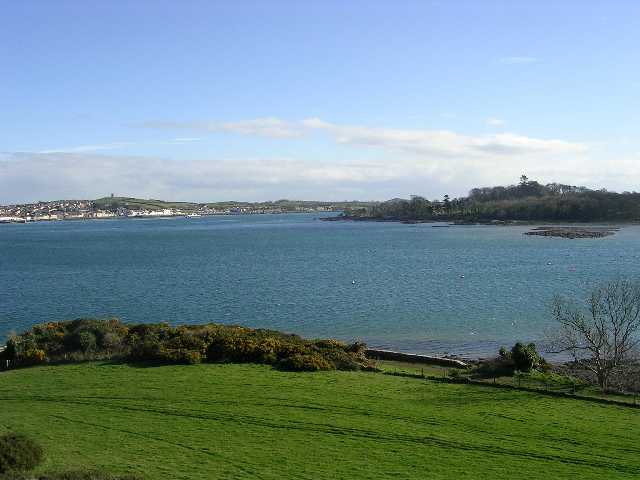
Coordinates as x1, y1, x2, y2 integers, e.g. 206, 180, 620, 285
550, 279, 640, 391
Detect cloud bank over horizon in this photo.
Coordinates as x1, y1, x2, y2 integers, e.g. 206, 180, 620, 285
1, 117, 636, 205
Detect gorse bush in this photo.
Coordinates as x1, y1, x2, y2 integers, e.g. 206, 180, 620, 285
0, 433, 44, 474
2, 319, 370, 372
277, 353, 334, 371
1, 319, 130, 368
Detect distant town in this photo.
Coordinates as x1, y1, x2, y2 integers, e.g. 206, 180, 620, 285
0, 195, 374, 223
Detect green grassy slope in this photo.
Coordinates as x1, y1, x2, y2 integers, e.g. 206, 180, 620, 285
93, 197, 198, 211
0, 363, 638, 479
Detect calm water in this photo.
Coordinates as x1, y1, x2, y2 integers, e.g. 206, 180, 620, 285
1, 214, 638, 357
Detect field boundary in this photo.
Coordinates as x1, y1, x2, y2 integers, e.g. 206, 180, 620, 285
382, 370, 640, 408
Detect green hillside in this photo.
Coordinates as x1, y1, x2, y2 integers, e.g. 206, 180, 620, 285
93, 197, 199, 211
92, 197, 375, 212
1, 363, 638, 479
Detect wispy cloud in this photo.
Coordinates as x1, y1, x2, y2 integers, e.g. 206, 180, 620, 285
486, 117, 505, 127
142, 117, 301, 138
300, 118, 585, 157
499, 56, 537, 65
37, 138, 201, 154
143, 116, 585, 158
38, 142, 134, 154
218, 117, 301, 138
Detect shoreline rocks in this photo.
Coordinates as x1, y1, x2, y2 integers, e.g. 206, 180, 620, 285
524, 226, 619, 239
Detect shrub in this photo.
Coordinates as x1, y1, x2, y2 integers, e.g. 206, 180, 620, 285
7, 319, 368, 372
346, 341, 367, 358
498, 346, 510, 359
158, 349, 202, 365
100, 332, 124, 353
255, 337, 283, 363
321, 349, 361, 371
0, 433, 44, 474
277, 353, 334, 371
19, 349, 48, 366
76, 331, 97, 352
3, 339, 17, 361
493, 342, 544, 374
313, 339, 347, 350
472, 356, 515, 378
511, 342, 541, 372
127, 333, 162, 362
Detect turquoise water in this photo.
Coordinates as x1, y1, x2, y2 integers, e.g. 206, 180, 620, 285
1, 214, 638, 357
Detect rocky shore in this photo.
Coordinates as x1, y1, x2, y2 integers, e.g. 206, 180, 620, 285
524, 226, 619, 239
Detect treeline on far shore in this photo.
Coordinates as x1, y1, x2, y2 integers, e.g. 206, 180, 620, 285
0, 319, 371, 372
344, 176, 640, 222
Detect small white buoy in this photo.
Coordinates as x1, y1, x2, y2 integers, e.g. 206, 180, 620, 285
460, 274, 465, 279
546, 261, 552, 265
352, 280, 356, 284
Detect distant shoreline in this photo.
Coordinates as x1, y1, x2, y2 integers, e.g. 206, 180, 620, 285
0, 210, 332, 225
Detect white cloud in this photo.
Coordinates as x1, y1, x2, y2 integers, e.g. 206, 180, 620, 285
142, 117, 302, 138
145, 116, 584, 159
12, 116, 635, 204
3, 139, 638, 205
486, 117, 505, 127
300, 119, 586, 157
218, 117, 301, 138
37, 138, 202, 154
38, 142, 134, 154
300, 117, 333, 129
499, 56, 537, 65
0, 152, 401, 203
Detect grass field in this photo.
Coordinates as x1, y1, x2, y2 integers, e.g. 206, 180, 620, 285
1, 363, 639, 479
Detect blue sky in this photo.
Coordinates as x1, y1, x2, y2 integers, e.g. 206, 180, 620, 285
2, 1, 639, 203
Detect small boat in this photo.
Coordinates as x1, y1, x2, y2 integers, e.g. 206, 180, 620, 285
185, 213, 202, 218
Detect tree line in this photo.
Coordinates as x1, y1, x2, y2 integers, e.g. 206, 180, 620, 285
347, 176, 640, 222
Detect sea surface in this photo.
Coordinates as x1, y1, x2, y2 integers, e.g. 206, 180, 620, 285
1, 213, 638, 358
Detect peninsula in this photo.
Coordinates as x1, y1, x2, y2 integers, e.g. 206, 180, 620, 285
332, 176, 640, 225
